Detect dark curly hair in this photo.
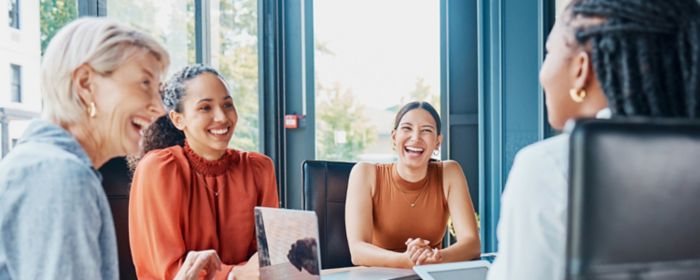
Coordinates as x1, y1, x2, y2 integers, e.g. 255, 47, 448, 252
566, 0, 700, 118
127, 64, 229, 170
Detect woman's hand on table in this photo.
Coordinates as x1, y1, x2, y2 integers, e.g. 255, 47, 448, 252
175, 250, 222, 280
404, 238, 442, 266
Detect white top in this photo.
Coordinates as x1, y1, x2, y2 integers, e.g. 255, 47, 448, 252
487, 108, 611, 280
486, 134, 570, 280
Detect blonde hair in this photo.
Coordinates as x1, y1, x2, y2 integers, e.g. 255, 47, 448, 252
41, 17, 170, 125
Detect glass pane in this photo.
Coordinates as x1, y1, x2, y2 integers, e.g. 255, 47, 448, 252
107, 0, 196, 75
9, 0, 20, 28
314, 0, 440, 162
40, 0, 78, 55
212, 0, 260, 152
0, 0, 49, 157
11, 65, 21, 103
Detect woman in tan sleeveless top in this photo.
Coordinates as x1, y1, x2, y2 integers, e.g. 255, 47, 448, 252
346, 101, 481, 268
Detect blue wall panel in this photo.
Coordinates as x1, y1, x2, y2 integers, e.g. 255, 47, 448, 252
502, 0, 541, 173
479, 0, 545, 253
444, 0, 480, 211
282, 0, 315, 209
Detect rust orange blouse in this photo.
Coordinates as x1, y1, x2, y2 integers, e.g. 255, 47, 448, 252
129, 142, 279, 280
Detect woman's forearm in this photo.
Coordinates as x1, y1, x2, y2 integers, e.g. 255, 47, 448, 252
349, 241, 411, 268
439, 237, 481, 263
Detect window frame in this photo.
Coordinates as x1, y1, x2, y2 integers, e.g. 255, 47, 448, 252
8, 0, 19, 29
10, 64, 21, 103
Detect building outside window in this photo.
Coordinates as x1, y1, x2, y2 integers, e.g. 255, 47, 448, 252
1, 0, 41, 158
11, 64, 21, 103
9, 0, 19, 29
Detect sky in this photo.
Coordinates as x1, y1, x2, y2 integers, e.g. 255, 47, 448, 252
313, 0, 440, 111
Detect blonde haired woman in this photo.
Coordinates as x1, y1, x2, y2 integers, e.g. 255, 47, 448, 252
0, 18, 220, 279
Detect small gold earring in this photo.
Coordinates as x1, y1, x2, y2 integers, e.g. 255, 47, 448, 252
569, 89, 587, 103
88, 102, 97, 118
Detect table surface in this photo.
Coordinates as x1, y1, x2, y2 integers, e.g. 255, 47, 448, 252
320, 266, 419, 280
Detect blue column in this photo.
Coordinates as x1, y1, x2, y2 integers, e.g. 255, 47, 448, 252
282, 0, 316, 209
478, 0, 548, 254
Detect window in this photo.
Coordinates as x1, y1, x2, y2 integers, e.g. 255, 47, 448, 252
314, 0, 440, 162
11, 65, 21, 103
108, 0, 261, 152
8, 0, 19, 29
212, 0, 260, 152
107, 0, 196, 75
40, 0, 79, 55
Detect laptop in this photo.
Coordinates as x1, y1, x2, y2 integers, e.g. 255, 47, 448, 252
413, 260, 490, 280
254, 207, 419, 280
254, 207, 322, 280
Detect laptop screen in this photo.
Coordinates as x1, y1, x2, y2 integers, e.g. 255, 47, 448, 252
255, 207, 322, 280
413, 260, 490, 280
426, 267, 488, 280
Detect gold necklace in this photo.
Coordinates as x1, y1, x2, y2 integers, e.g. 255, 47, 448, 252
397, 183, 429, 207
393, 165, 431, 207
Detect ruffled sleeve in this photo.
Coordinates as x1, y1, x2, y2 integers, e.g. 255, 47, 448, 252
129, 147, 191, 280
249, 153, 280, 208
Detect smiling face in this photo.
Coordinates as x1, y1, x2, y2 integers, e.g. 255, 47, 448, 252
90, 50, 165, 156
391, 108, 443, 169
170, 72, 237, 159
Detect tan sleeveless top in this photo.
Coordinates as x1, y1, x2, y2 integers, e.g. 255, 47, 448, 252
371, 162, 448, 252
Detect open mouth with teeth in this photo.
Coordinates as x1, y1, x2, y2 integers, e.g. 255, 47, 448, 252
208, 127, 230, 136
404, 146, 425, 156
131, 118, 149, 136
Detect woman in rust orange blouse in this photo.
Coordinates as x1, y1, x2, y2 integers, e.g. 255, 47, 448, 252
129, 65, 279, 280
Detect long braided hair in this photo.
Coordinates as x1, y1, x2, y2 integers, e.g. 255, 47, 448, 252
127, 64, 230, 170
568, 0, 700, 118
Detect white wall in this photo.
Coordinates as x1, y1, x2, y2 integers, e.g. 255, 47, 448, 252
0, 0, 41, 144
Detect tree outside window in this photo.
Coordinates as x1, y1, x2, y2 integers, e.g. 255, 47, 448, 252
214, 0, 261, 152
40, 0, 77, 55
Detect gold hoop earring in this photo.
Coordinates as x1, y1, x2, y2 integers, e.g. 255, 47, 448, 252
569, 89, 587, 103
87, 102, 97, 118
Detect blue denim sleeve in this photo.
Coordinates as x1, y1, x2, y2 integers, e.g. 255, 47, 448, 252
1, 159, 104, 279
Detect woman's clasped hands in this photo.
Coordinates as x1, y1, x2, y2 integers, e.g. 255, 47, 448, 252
404, 238, 443, 266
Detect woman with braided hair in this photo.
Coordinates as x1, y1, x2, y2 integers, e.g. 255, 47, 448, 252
129, 64, 279, 280
488, 0, 700, 279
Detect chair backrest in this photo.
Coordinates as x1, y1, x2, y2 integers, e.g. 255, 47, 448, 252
567, 119, 700, 280
100, 157, 137, 280
302, 160, 356, 269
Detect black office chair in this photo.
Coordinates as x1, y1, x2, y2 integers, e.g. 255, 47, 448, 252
567, 119, 700, 280
100, 157, 138, 280
302, 160, 356, 269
